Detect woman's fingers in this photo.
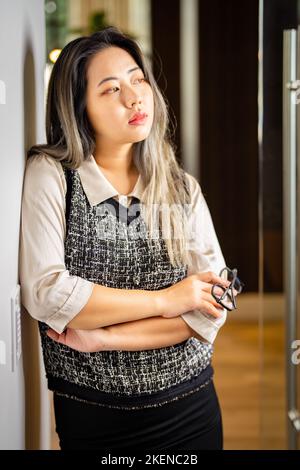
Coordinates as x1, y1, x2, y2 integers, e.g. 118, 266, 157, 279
47, 329, 58, 340
47, 328, 66, 344
197, 271, 230, 287
200, 298, 224, 318
201, 281, 224, 295
201, 290, 224, 310
201, 280, 239, 298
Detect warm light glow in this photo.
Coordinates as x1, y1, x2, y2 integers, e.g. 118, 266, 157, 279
49, 48, 62, 63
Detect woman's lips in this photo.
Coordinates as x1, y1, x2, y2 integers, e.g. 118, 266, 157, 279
128, 114, 148, 125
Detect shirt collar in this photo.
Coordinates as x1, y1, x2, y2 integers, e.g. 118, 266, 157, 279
77, 154, 145, 206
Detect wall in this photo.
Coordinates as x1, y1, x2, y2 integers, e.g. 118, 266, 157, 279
0, 0, 48, 450
67, 0, 151, 55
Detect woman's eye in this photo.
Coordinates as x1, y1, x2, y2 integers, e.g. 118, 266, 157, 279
135, 77, 146, 83
103, 78, 148, 95
104, 86, 119, 94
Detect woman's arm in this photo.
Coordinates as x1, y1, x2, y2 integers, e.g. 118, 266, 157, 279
66, 283, 162, 330
105, 316, 207, 350
46, 316, 207, 352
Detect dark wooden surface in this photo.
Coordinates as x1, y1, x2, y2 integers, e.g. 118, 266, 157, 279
198, 0, 259, 291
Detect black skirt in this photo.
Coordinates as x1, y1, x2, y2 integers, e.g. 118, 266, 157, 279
53, 378, 223, 450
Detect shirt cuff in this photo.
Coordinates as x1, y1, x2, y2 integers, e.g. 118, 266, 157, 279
181, 308, 227, 344
47, 278, 95, 334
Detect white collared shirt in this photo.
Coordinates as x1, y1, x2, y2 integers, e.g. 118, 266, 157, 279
19, 153, 227, 342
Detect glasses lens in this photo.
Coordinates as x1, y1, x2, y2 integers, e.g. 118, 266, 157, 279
212, 285, 234, 310
220, 268, 229, 281
233, 277, 243, 293
220, 267, 244, 294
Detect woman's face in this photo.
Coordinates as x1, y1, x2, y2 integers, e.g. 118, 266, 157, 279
85, 46, 154, 146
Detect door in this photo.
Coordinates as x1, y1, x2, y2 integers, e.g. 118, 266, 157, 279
258, 0, 300, 450
283, 26, 300, 450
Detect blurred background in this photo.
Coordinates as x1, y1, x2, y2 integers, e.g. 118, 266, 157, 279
0, 0, 300, 450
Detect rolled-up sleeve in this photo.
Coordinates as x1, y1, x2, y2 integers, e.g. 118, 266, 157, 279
181, 173, 227, 344
19, 154, 94, 334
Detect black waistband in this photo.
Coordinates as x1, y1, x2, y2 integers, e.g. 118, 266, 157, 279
48, 364, 214, 409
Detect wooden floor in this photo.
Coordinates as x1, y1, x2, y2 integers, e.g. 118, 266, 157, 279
213, 319, 286, 449
212, 320, 260, 449
51, 319, 287, 450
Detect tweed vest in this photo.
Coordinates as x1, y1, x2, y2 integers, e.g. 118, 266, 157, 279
38, 165, 213, 409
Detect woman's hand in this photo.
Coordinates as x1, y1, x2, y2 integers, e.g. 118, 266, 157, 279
158, 271, 233, 319
46, 327, 110, 353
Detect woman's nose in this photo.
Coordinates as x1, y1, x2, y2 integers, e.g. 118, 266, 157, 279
125, 89, 143, 108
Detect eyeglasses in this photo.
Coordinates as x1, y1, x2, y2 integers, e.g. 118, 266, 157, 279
211, 266, 245, 311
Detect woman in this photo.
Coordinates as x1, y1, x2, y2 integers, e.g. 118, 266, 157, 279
19, 26, 233, 450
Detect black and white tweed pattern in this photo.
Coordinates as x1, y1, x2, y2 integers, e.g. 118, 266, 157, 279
38, 167, 213, 396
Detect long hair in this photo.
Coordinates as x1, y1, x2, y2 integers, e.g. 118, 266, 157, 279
28, 26, 193, 268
